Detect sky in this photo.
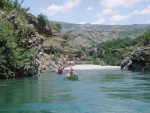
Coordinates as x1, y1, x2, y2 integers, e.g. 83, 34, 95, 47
20, 0, 150, 25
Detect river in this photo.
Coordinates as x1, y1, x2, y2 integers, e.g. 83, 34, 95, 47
0, 69, 150, 113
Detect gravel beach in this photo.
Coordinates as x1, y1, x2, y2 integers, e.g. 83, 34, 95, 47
65, 64, 120, 70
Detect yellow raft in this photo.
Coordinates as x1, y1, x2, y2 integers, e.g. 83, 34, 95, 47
66, 73, 78, 80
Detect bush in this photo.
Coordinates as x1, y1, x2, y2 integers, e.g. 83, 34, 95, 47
0, 0, 5, 9
51, 52, 60, 63
62, 32, 70, 40
0, 22, 36, 79
139, 30, 150, 46
37, 13, 47, 27
0, 22, 19, 78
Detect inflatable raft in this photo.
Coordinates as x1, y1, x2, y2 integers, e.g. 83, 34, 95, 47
66, 73, 78, 80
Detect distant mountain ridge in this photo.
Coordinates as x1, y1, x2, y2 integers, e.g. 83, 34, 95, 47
53, 21, 150, 48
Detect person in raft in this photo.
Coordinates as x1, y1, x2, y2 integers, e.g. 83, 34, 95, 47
57, 65, 64, 74
69, 66, 74, 75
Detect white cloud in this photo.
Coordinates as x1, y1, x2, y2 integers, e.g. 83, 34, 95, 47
146, 20, 150, 23
96, 8, 112, 17
140, 5, 150, 14
111, 14, 129, 21
79, 22, 87, 24
110, 22, 117, 25
111, 4, 150, 22
131, 10, 140, 15
100, 0, 144, 8
91, 18, 105, 24
130, 5, 150, 15
42, 0, 82, 16
87, 6, 93, 11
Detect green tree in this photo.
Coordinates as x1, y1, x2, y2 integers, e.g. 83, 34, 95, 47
62, 32, 70, 40
37, 13, 47, 27
55, 23, 62, 32
13, 0, 21, 8
142, 30, 150, 45
0, 22, 36, 79
0, 0, 5, 8
0, 22, 19, 78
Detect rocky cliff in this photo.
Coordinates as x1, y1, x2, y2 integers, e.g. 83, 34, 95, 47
0, 8, 85, 78
121, 45, 150, 71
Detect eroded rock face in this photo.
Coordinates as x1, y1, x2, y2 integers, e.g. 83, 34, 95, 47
121, 46, 150, 71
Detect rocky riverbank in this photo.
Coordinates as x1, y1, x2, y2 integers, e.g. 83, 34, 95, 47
121, 45, 150, 71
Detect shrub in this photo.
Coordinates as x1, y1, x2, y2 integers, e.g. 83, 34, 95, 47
0, 22, 18, 78
0, 22, 36, 79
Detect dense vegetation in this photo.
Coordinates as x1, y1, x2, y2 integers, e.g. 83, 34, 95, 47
92, 30, 150, 65
0, 22, 37, 78
0, 1, 35, 78
0, 0, 69, 79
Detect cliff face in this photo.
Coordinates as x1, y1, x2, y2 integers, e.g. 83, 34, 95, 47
121, 45, 150, 71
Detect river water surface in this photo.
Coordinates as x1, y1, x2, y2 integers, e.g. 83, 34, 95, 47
0, 69, 150, 113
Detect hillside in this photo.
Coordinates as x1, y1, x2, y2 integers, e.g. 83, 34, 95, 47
0, 1, 84, 79
55, 22, 150, 48
1, 1, 150, 79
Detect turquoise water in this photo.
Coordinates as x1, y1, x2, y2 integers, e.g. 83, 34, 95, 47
0, 69, 150, 113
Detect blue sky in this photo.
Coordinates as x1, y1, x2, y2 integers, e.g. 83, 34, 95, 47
20, 0, 150, 25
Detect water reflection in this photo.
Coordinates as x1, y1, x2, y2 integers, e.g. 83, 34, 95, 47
100, 70, 150, 102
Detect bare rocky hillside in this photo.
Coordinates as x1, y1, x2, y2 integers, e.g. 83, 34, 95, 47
55, 22, 150, 48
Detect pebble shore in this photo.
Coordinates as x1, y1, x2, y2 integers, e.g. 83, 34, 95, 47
65, 64, 120, 70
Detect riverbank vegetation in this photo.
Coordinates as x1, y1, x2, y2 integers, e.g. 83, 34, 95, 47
92, 30, 150, 65
0, 1, 36, 78
0, 0, 70, 79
